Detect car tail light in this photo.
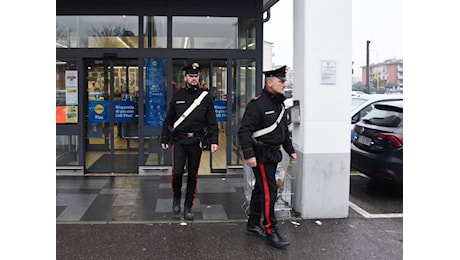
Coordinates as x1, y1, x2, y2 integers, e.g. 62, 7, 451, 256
375, 172, 393, 181
374, 133, 403, 148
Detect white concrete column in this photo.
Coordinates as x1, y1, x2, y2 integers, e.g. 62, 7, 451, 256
291, 0, 352, 219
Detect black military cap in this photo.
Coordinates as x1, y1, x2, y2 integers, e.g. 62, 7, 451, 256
263, 65, 287, 81
183, 62, 200, 76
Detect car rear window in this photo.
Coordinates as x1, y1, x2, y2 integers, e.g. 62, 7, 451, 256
351, 97, 368, 111
362, 106, 402, 127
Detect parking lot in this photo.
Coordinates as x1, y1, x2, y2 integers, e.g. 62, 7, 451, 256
349, 171, 403, 218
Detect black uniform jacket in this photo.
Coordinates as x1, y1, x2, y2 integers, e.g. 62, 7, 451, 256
161, 86, 219, 145
238, 89, 295, 160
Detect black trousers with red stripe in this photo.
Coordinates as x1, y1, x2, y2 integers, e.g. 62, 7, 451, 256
171, 137, 203, 209
248, 161, 278, 235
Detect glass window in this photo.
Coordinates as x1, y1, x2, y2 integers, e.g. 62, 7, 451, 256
56, 135, 79, 166
234, 59, 256, 125
144, 16, 167, 48
238, 18, 256, 50
172, 16, 256, 49
351, 97, 368, 111
56, 16, 139, 48
231, 59, 255, 165
56, 59, 78, 124
362, 103, 403, 127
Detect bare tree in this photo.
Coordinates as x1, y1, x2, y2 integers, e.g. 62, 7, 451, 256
87, 24, 135, 48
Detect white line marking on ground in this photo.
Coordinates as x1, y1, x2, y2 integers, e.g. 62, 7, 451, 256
349, 201, 403, 219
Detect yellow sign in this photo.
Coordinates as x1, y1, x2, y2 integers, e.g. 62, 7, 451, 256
56, 106, 78, 123
94, 104, 104, 114
66, 105, 78, 123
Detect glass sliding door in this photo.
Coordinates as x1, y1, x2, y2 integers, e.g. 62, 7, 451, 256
84, 58, 140, 173
229, 59, 256, 167
209, 60, 228, 173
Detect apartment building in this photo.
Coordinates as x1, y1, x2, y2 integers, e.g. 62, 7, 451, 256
361, 58, 403, 93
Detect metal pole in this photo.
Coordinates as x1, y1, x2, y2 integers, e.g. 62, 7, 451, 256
366, 40, 370, 93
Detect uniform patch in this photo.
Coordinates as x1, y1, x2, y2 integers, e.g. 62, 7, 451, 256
265, 110, 275, 115
176, 100, 185, 104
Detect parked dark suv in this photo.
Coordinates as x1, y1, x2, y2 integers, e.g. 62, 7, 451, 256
351, 100, 403, 186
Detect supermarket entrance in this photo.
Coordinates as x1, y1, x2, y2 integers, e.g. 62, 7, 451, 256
84, 58, 141, 173
170, 58, 255, 174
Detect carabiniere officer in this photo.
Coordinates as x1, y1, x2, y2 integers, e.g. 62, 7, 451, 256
161, 62, 219, 220
238, 65, 297, 249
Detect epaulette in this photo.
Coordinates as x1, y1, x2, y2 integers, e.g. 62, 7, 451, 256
252, 94, 261, 101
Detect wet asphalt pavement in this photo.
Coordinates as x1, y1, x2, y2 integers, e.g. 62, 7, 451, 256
56, 174, 403, 259
57, 217, 402, 259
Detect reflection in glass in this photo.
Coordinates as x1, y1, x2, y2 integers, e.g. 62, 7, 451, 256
144, 16, 167, 48
56, 16, 139, 48
238, 18, 256, 50
231, 59, 256, 165
56, 135, 79, 166
173, 16, 255, 49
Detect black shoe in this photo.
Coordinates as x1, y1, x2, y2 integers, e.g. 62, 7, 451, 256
172, 197, 180, 214
184, 207, 194, 220
266, 230, 290, 249
246, 225, 266, 237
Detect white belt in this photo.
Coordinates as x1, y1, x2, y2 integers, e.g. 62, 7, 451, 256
252, 105, 285, 138
173, 91, 208, 129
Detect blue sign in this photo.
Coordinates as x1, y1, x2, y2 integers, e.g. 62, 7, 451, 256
89, 122, 102, 137
145, 58, 166, 129
114, 100, 137, 122
88, 101, 109, 122
214, 100, 227, 122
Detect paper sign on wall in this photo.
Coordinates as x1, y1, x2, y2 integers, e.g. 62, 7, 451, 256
320, 60, 336, 85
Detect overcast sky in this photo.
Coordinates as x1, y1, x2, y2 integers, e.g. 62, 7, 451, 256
263, 0, 403, 79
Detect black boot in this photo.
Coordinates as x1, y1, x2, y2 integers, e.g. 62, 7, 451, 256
184, 207, 194, 220
246, 224, 265, 237
172, 197, 180, 214
266, 230, 290, 249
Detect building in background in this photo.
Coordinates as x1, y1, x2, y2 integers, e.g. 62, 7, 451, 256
263, 40, 274, 71
361, 58, 403, 93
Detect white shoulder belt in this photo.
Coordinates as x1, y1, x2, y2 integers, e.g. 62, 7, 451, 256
252, 105, 285, 138
173, 91, 208, 129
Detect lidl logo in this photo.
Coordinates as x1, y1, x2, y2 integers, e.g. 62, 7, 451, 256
89, 101, 109, 122
94, 104, 104, 114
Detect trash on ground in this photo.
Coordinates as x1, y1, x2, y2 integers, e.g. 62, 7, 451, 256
290, 221, 300, 226
180, 222, 187, 226
315, 220, 322, 226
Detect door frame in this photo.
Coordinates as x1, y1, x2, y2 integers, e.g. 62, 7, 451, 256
208, 59, 229, 173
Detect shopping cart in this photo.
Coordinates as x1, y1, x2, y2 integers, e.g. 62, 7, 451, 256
242, 150, 299, 218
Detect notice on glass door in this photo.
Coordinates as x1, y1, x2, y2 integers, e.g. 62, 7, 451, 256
65, 70, 78, 105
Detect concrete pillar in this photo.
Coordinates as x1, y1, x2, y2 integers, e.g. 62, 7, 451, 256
291, 0, 352, 219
